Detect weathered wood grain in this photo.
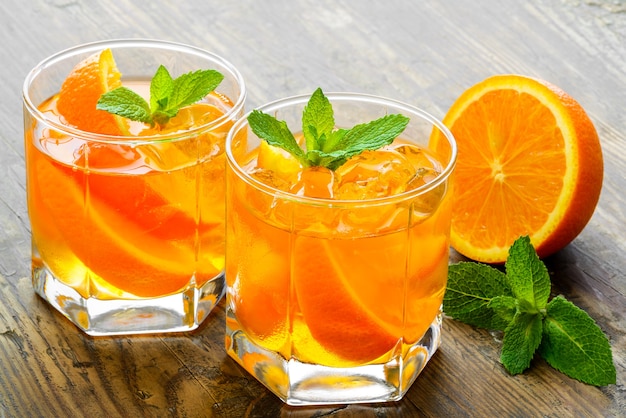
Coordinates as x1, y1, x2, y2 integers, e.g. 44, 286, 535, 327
0, 0, 624, 417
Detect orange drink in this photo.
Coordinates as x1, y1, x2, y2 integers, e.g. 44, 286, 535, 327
225, 92, 457, 404
23, 40, 245, 335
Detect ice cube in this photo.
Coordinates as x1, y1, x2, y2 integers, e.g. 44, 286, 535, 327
289, 166, 337, 199
248, 167, 293, 192
387, 142, 442, 190
335, 149, 416, 199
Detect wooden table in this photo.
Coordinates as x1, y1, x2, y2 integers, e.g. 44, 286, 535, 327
1, 1, 624, 416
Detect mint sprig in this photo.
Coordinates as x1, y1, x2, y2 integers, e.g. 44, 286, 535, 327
247, 88, 410, 170
443, 236, 616, 386
96, 65, 223, 128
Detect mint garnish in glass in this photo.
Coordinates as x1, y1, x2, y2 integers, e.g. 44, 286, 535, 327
247, 87, 410, 171
97, 65, 223, 128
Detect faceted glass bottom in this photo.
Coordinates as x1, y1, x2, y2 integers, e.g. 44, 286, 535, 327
225, 307, 442, 406
32, 263, 225, 336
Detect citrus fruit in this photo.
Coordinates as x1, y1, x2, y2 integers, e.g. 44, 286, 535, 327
293, 236, 400, 365
227, 219, 291, 353
33, 152, 197, 296
256, 135, 303, 182
56, 48, 129, 135
433, 74, 603, 263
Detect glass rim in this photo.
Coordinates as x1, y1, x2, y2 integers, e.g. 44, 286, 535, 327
225, 92, 458, 206
22, 38, 246, 144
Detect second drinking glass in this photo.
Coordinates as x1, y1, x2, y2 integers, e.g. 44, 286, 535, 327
224, 91, 457, 405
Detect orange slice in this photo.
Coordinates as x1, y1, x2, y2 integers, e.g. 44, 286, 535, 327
257, 140, 302, 179
70, 141, 206, 242
34, 154, 197, 296
432, 74, 603, 263
56, 48, 129, 135
227, 216, 291, 353
293, 236, 400, 365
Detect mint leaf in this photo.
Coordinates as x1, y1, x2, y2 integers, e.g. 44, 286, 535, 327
443, 262, 513, 330
335, 114, 409, 155
443, 236, 617, 387
501, 311, 543, 374
97, 63, 223, 128
247, 88, 409, 171
505, 236, 551, 312
302, 87, 335, 152
304, 129, 349, 169
487, 295, 517, 325
96, 87, 152, 124
308, 114, 409, 171
306, 148, 348, 171
248, 110, 306, 163
150, 65, 174, 112
167, 69, 223, 112
539, 296, 616, 386
325, 129, 348, 152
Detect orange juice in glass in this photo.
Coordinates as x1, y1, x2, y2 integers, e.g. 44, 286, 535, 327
23, 40, 245, 335
225, 90, 457, 405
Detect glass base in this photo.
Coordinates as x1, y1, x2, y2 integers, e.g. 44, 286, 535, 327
225, 308, 442, 406
32, 263, 225, 336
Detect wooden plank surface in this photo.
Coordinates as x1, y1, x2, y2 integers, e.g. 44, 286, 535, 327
1, 0, 624, 416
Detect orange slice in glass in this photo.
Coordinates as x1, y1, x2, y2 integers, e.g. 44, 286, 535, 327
293, 236, 400, 365
34, 154, 196, 296
56, 48, 129, 135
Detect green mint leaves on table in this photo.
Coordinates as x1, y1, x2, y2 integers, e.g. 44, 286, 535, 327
443, 236, 616, 386
96, 65, 224, 128
247, 87, 410, 170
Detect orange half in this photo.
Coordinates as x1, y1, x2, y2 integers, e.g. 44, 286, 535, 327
431, 74, 603, 263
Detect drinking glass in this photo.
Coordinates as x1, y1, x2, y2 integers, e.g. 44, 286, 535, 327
23, 39, 245, 335
224, 92, 457, 405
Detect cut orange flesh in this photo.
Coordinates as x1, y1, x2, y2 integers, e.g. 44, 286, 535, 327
56, 48, 129, 135
293, 236, 400, 364
431, 74, 603, 263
